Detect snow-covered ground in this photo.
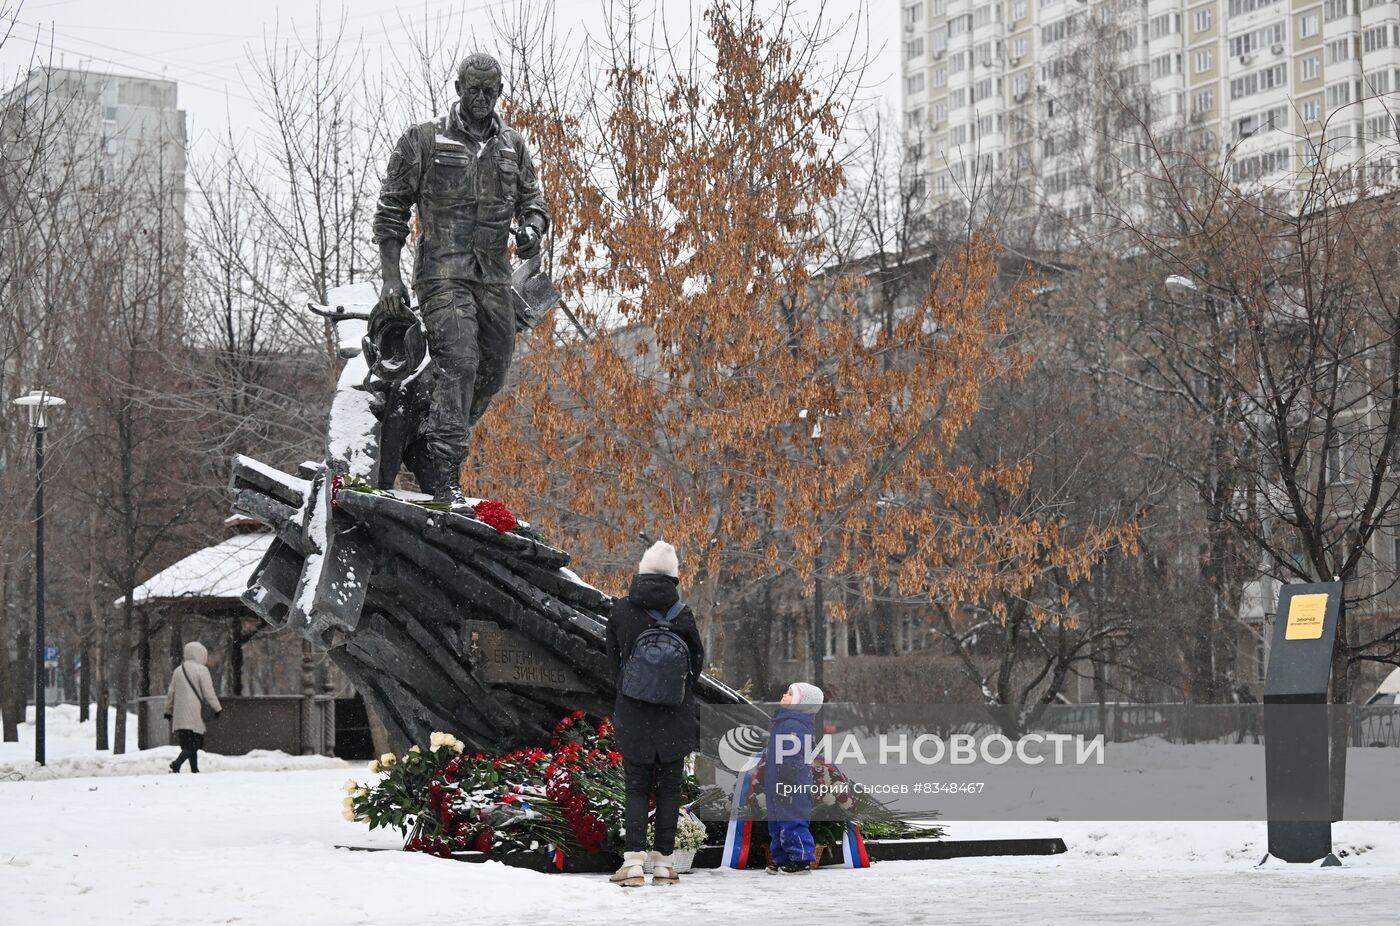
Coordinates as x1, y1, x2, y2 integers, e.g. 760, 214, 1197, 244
2, 707, 1398, 925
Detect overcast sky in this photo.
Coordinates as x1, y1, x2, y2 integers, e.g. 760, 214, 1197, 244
2, 0, 900, 152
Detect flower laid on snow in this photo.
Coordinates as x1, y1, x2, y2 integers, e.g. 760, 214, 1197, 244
345, 712, 696, 861
344, 778, 360, 793
368, 760, 381, 774
472, 499, 518, 533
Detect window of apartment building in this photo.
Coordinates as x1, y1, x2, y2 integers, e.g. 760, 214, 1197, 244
1230, 23, 1285, 59
951, 124, 968, 146
951, 50, 968, 72
1235, 104, 1289, 139
1364, 0, 1390, 9
907, 72, 927, 95
1041, 14, 1082, 46
1013, 71, 1031, 98
950, 87, 967, 108
1151, 53, 1182, 79
1367, 113, 1398, 142
976, 40, 1001, 66
1149, 12, 1181, 40
904, 2, 925, 27
1301, 55, 1320, 81
1195, 48, 1214, 73
1365, 69, 1392, 94
932, 0, 945, 15
1194, 8, 1212, 34
907, 37, 926, 60
1323, 0, 1353, 20
905, 107, 925, 130
933, 66, 948, 87
1194, 89, 1216, 114
1228, 0, 1282, 17
1011, 0, 1028, 21
779, 618, 797, 661
933, 101, 948, 124
933, 27, 949, 53
949, 12, 973, 37
1301, 98, 1320, 122
1231, 145, 1291, 182
1044, 170, 1080, 194
898, 616, 928, 654
974, 3, 1000, 29
1012, 36, 1028, 60
974, 78, 997, 103
1327, 80, 1352, 108
1364, 24, 1397, 54
1299, 13, 1320, 38
1230, 63, 1288, 99
1041, 55, 1079, 82
936, 171, 951, 194
1326, 439, 1356, 484
1326, 37, 1353, 64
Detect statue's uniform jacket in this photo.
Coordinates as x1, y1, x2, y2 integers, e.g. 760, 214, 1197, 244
372, 108, 551, 485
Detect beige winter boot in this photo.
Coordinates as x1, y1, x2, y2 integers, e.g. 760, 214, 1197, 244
649, 850, 679, 885
610, 851, 647, 887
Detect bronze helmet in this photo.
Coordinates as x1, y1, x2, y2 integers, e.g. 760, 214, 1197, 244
362, 301, 428, 382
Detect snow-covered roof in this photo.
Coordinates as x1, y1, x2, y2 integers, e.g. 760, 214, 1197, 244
124, 531, 272, 606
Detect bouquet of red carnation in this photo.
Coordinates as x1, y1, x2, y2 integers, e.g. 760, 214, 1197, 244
472, 499, 518, 533
349, 714, 679, 861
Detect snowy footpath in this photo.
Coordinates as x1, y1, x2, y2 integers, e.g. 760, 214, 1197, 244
3, 707, 1398, 926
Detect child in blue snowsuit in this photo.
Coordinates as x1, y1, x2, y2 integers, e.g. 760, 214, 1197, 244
765, 682, 824, 874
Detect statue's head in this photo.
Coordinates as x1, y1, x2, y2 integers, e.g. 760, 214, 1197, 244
455, 53, 503, 122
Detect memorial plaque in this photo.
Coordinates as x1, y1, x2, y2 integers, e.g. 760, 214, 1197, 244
464, 620, 590, 692
1283, 593, 1327, 641
1263, 580, 1343, 866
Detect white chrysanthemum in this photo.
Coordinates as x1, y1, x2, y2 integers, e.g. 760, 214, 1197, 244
341, 796, 354, 810
380, 752, 396, 766
341, 807, 356, 821
430, 732, 445, 749
343, 778, 359, 792
368, 759, 381, 774
447, 736, 465, 755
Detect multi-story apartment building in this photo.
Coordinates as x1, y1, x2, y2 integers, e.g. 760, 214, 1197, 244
4, 66, 187, 227
902, 0, 1400, 208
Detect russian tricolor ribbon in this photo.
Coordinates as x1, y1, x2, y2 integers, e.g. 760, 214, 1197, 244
840, 822, 870, 869
720, 765, 759, 869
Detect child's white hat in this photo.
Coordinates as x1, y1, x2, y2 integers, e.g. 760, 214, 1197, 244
788, 682, 824, 710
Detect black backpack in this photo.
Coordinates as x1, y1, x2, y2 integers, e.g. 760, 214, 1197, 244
619, 601, 691, 706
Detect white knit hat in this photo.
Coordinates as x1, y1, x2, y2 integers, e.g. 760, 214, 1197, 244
788, 682, 824, 711
638, 540, 679, 578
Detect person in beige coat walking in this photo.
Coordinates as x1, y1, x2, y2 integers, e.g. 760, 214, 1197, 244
164, 641, 222, 773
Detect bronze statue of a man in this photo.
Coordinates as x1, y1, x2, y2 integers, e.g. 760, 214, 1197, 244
372, 52, 550, 502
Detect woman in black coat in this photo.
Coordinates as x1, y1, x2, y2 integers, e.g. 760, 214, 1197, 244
604, 540, 704, 885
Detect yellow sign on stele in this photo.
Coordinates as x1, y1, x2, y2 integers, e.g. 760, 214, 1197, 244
1285, 593, 1329, 641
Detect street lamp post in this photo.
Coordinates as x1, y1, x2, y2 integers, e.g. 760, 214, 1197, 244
13, 389, 65, 766
804, 410, 826, 693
